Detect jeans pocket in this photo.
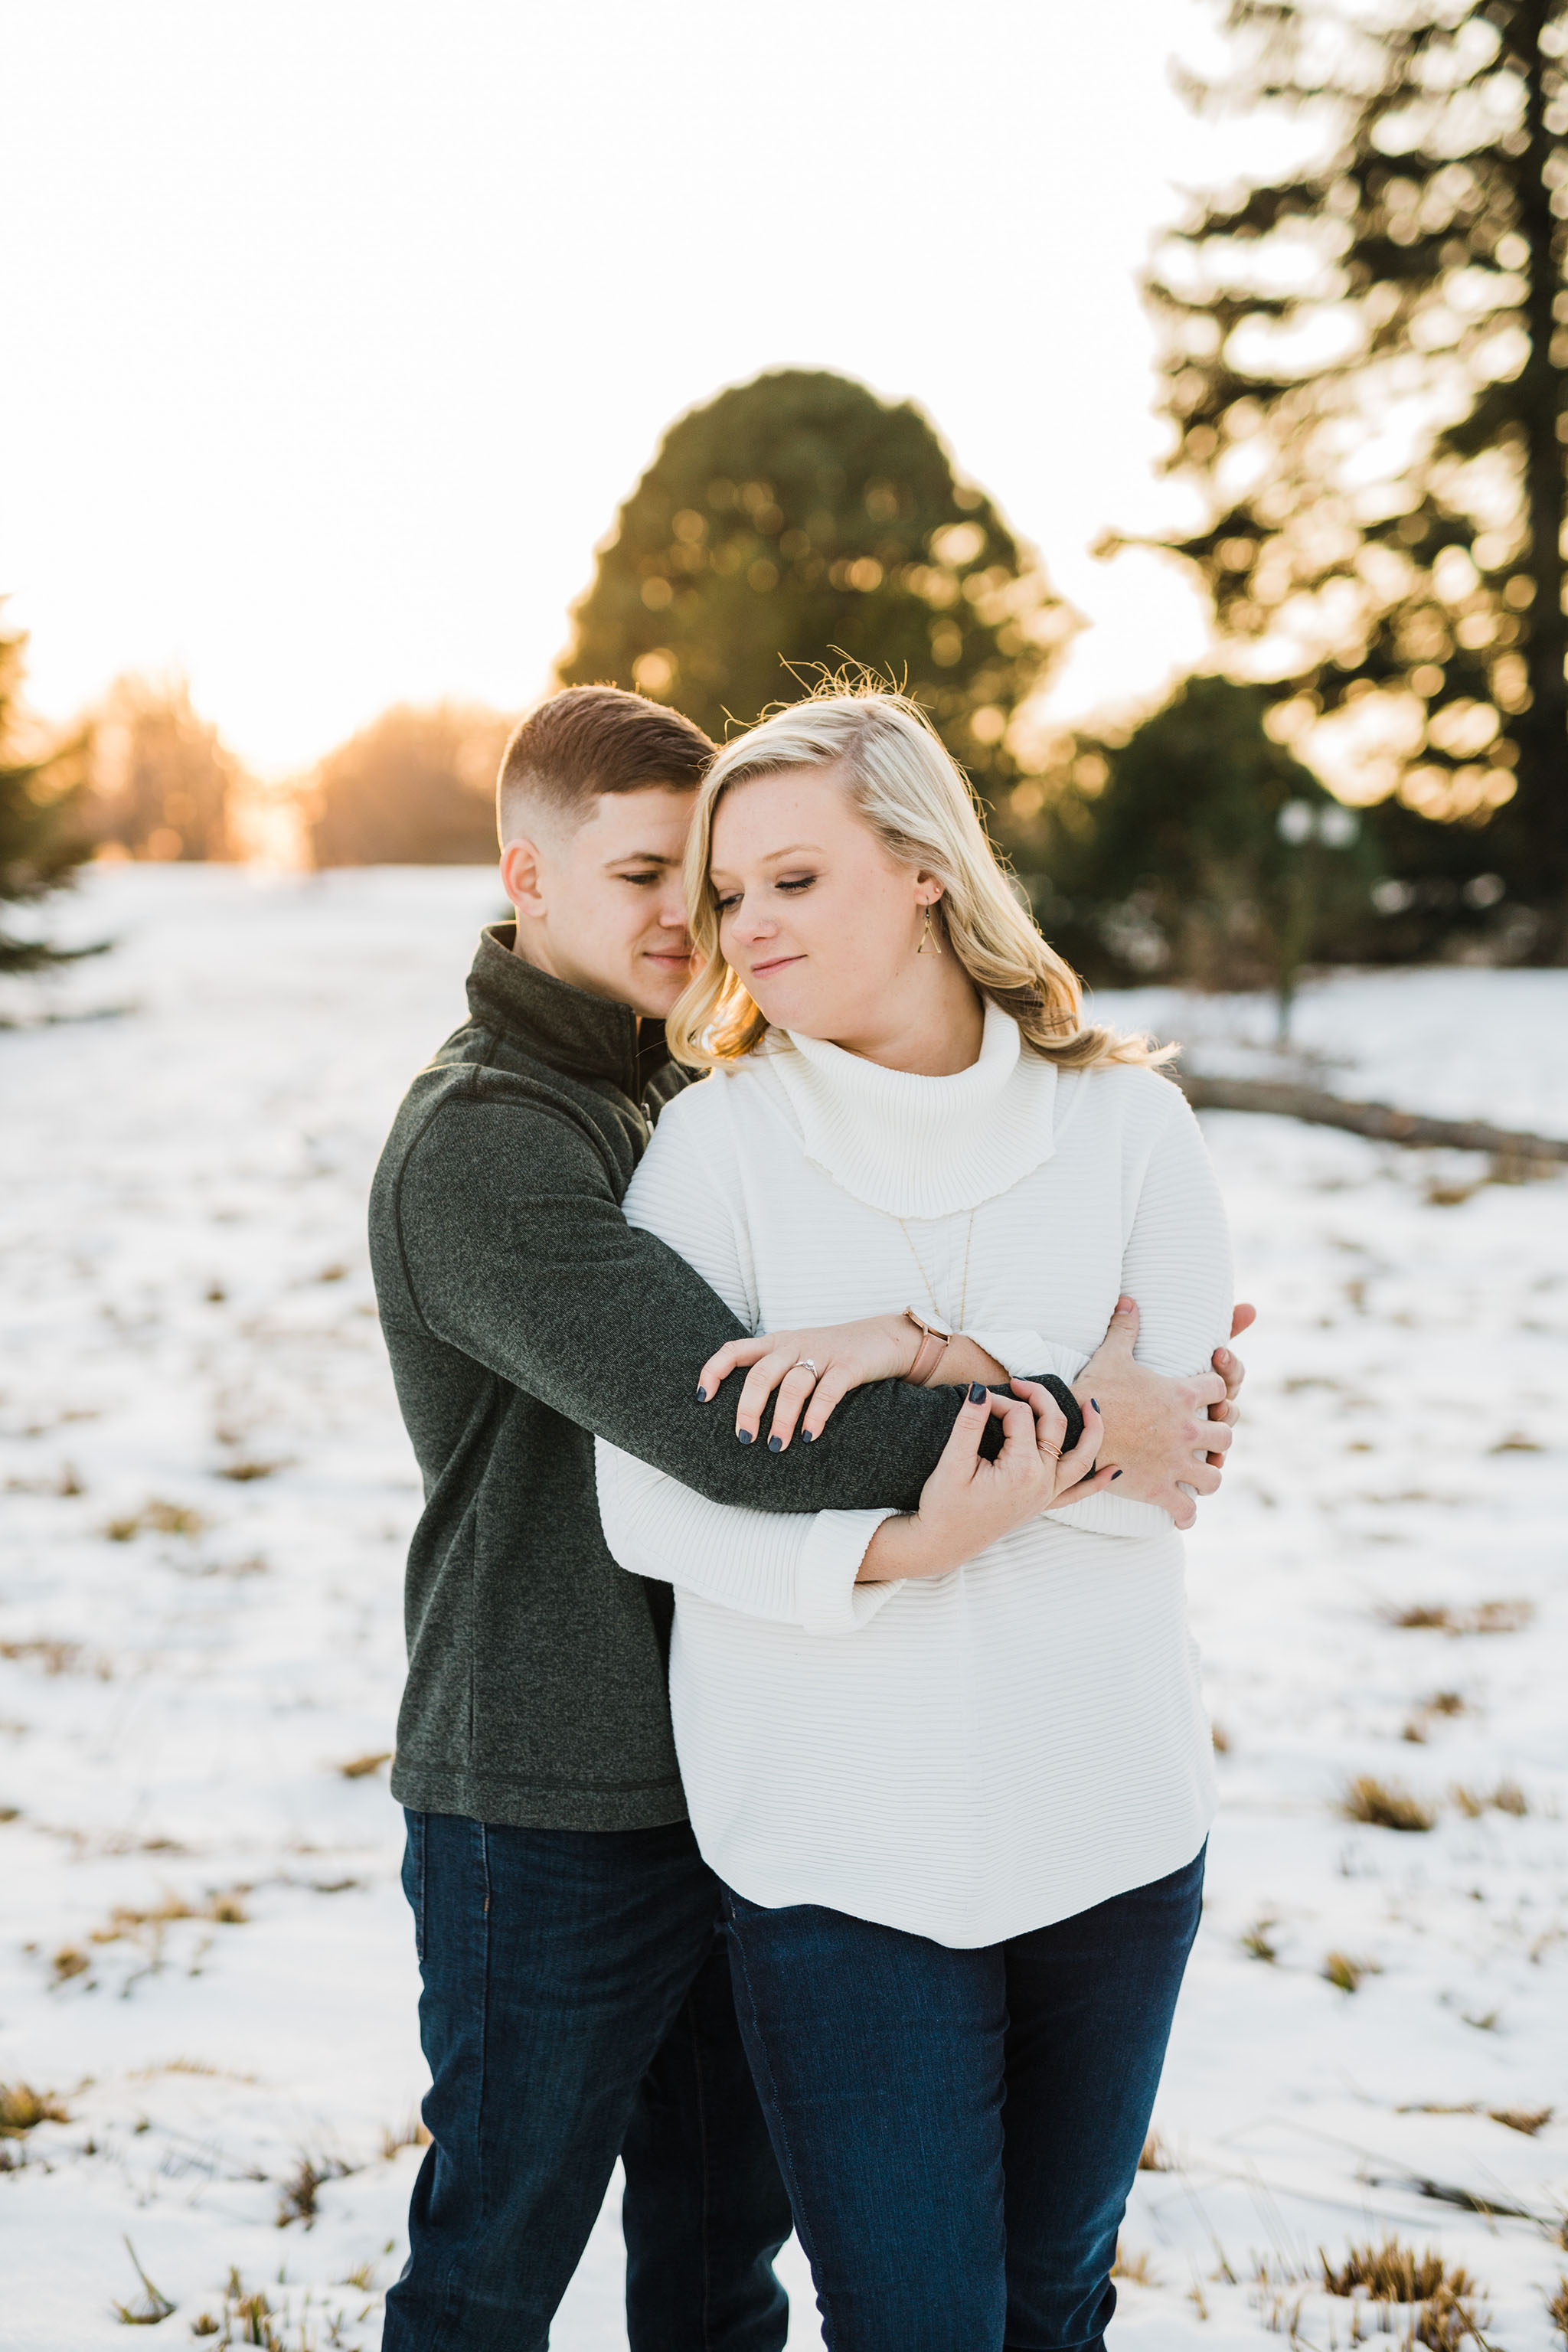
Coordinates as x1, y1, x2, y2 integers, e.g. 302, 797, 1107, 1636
402, 1810, 427, 1967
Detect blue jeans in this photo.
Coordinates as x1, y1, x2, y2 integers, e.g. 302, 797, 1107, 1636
723, 1847, 1206, 2352
383, 1811, 792, 2351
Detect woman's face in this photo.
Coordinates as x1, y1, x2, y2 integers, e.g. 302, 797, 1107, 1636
708, 765, 936, 1044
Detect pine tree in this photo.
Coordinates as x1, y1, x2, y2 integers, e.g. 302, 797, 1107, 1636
0, 622, 95, 973
558, 370, 1073, 822
1145, 1, 1568, 952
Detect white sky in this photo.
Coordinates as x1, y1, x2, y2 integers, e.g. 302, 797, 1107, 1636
4, 0, 1282, 778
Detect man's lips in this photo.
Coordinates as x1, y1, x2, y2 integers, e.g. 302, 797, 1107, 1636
644, 948, 694, 964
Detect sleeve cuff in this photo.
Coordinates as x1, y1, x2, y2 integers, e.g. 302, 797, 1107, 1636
966, 1328, 1088, 1385
795, 1508, 903, 1636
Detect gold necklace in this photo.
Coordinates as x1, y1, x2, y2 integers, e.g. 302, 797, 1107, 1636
895, 1208, 977, 1331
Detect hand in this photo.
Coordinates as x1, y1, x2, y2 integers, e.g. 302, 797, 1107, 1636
858, 1380, 1116, 1583
1207, 1302, 1255, 1466
1072, 1296, 1238, 1530
696, 1315, 1009, 1452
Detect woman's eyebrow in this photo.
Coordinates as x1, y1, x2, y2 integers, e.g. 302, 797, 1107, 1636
756, 842, 824, 862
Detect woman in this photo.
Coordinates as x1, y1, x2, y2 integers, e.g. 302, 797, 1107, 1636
593, 691, 1233, 2351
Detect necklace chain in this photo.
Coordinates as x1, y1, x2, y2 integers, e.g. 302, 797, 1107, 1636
895, 1208, 976, 1331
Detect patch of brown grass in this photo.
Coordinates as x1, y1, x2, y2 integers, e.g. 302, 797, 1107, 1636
1380, 1599, 1534, 1635
0, 1637, 109, 1678
1451, 1780, 1528, 1818
0, 2082, 69, 2135
1491, 2105, 1552, 2135
276, 2151, 354, 2228
1320, 2241, 1478, 2308
105, 1498, 207, 1541
1112, 2240, 1161, 2286
1547, 2276, 1568, 2344
1323, 1951, 1383, 1994
1341, 1776, 1436, 1833
1137, 2131, 1170, 2171
1242, 1916, 1281, 1962
338, 1750, 394, 1779
51, 1945, 90, 1983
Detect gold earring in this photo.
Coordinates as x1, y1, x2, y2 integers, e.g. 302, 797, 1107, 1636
917, 903, 942, 956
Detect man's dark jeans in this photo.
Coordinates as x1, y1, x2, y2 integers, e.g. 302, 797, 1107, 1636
382, 1811, 792, 2352
723, 1846, 1207, 2352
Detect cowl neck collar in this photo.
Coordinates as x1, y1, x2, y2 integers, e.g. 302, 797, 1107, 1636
765, 1000, 1057, 1218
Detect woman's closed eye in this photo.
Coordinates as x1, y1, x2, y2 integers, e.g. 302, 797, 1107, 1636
774, 872, 817, 895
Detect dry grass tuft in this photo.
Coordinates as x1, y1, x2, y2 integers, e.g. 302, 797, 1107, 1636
1, 1637, 108, 1678
1112, 2239, 1161, 2286
1380, 1599, 1534, 1635
1491, 2104, 1552, 2135
380, 2113, 433, 2161
1323, 1951, 1383, 1994
1320, 2240, 1478, 2308
105, 1498, 207, 1541
91, 1887, 250, 1945
1341, 1776, 1436, 1832
276, 2151, 354, 2228
215, 1459, 286, 1484
111, 2236, 175, 2327
1210, 1720, 1232, 1753
51, 1945, 90, 1983
1451, 1780, 1528, 1818
338, 1750, 394, 1779
1242, 1916, 1281, 1962
1137, 2131, 1171, 2171
1547, 2276, 1568, 2344
0, 2082, 69, 2135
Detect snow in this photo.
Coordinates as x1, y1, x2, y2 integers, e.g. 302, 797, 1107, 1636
2, 865, 1564, 2350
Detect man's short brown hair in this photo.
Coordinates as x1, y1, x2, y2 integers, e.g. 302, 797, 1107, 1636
497, 686, 714, 842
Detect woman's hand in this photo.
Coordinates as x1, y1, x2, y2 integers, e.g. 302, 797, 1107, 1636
697, 1316, 1015, 1449
697, 1315, 921, 1450
858, 1380, 1116, 1583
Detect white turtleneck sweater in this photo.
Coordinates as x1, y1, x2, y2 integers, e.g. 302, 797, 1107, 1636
594, 1005, 1230, 1948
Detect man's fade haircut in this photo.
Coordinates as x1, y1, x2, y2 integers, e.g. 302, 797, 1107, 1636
497, 686, 714, 844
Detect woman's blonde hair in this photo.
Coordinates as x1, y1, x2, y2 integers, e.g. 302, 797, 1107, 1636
667, 687, 1169, 1073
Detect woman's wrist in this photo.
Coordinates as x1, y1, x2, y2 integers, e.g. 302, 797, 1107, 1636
857, 1511, 952, 1585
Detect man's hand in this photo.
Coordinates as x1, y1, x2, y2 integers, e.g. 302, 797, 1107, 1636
1071, 1296, 1255, 1530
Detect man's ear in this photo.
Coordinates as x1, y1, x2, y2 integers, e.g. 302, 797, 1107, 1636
501, 837, 548, 922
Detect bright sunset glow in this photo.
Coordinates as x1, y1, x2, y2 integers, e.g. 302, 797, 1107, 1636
2, 0, 1304, 779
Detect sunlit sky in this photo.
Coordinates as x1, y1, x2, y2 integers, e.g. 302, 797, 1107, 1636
5, 1, 1301, 779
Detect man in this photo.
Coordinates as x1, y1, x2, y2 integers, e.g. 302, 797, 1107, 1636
370, 685, 1250, 2349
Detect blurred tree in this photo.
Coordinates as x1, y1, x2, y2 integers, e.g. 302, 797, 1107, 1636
308, 704, 514, 867
1039, 677, 1379, 1033
0, 621, 96, 973
92, 675, 240, 860
1142, 0, 1568, 954
557, 369, 1073, 821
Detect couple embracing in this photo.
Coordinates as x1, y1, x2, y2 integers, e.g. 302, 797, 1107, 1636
369, 682, 1251, 2351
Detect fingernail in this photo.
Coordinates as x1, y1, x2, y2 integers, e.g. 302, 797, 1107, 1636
696, 1385, 707, 1402
1112, 1468, 1123, 1480
1090, 1398, 1099, 1413
767, 1435, 782, 1452
1115, 1298, 1133, 1312
968, 1382, 987, 1403
802, 1429, 814, 1443
1216, 1351, 1229, 1367
737, 1429, 753, 1445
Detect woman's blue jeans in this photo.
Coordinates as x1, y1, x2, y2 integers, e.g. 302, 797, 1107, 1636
722, 1846, 1206, 2352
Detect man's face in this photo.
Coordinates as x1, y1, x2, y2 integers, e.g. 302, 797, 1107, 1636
501, 786, 697, 1019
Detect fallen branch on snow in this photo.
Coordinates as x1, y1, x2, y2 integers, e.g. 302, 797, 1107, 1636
1171, 1070, 1568, 1165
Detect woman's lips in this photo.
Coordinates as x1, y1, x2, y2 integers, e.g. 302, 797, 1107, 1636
749, 954, 804, 976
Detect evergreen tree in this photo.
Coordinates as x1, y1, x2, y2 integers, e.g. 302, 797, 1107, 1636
1040, 677, 1379, 1030
1145, 1, 1568, 951
558, 370, 1072, 818
0, 622, 95, 974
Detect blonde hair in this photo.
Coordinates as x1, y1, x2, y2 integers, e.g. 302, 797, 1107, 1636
667, 688, 1169, 1073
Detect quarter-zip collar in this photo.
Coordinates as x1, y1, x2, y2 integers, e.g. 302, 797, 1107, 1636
466, 922, 670, 1104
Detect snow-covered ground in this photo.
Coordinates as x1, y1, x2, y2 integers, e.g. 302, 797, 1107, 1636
2, 865, 1564, 2351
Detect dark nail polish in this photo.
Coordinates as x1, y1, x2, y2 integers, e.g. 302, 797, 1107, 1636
695, 1385, 707, 1403
968, 1382, 987, 1403
1090, 1398, 1099, 1413
802, 1429, 814, 1443
737, 1429, 753, 1445
767, 1436, 782, 1452
1112, 1468, 1123, 1480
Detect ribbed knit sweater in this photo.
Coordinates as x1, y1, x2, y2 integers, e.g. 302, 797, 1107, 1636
594, 1004, 1231, 1946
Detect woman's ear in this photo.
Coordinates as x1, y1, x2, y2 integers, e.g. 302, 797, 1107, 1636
913, 871, 946, 909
